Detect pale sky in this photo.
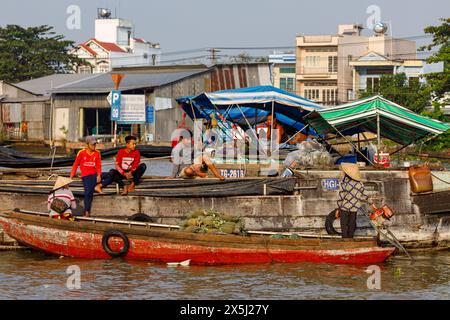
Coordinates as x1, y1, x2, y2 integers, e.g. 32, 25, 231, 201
0, 0, 448, 55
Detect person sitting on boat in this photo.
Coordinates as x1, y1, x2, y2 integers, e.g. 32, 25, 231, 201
96, 135, 147, 195
70, 136, 102, 217
48, 176, 76, 220
171, 133, 225, 180
336, 163, 369, 238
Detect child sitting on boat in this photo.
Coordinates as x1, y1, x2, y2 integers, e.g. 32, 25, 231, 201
48, 176, 76, 220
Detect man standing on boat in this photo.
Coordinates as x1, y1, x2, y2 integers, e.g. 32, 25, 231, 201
96, 135, 147, 195
336, 163, 369, 238
70, 136, 102, 217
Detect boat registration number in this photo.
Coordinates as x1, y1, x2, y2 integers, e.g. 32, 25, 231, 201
322, 178, 340, 191
220, 169, 246, 178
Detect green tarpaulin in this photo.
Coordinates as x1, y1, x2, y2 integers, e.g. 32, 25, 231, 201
304, 95, 450, 146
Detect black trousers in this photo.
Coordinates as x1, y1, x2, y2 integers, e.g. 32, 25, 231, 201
102, 163, 147, 187
340, 210, 357, 238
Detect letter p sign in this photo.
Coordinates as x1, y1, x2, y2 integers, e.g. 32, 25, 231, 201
111, 90, 121, 121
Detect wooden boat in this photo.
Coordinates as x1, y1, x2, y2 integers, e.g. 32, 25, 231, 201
0, 209, 395, 265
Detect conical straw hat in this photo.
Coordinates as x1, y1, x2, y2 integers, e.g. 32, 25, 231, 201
52, 176, 73, 191
340, 163, 362, 181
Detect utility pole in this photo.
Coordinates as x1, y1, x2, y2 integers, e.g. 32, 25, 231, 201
207, 48, 221, 65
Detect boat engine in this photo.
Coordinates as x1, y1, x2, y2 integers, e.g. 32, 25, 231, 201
369, 204, 394, 227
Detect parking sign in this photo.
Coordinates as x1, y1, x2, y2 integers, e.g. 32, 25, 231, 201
110, 90, 121, 121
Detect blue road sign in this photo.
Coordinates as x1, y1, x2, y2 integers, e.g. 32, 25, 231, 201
111, 90, 121, 121
146, 105, 154, 124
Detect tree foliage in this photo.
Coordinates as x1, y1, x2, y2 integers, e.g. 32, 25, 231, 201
360, 18, 450, 151
419, 18, 450, 151
419, 18, 450, 104
0, 25, 86, 83
359, 73, 431, 114
231, 51, 269, 64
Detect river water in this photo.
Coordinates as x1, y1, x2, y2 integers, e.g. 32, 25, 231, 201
0, 250, 449, 300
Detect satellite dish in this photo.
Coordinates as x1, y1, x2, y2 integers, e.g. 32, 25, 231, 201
373, 21, 388, 34
98, 8, 111, 19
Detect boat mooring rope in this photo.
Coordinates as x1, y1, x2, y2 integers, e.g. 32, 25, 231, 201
431, 173, 450, 185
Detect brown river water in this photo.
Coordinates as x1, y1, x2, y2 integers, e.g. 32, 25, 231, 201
0, 250, 449, 300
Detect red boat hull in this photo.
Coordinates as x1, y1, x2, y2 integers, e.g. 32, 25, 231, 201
0, 212, 395, 265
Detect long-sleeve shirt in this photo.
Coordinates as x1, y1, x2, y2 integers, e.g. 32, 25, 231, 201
337, 175, 369, 212
70, 149, 102, 178
48, 189, 77, 217
115, 149, 141, 175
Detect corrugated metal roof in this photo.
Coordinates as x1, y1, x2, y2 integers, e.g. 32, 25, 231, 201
15, 74, 96, 96
51, 70, 208, 94
1, 96, 50, 103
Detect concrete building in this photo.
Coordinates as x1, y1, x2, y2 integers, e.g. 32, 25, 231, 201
71, 9, 161, 74
269, 53, 296, 93
295, 23, 432, 106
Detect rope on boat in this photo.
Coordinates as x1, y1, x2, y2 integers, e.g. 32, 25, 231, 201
431, 173, 450, 185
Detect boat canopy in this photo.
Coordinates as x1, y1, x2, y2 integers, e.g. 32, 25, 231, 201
176, 86, 322, 132
304, 95, 450, 146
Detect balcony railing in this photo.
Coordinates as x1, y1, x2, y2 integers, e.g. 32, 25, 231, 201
298, 67, 337, 74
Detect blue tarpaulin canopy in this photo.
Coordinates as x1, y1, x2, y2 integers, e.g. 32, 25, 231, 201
176, 86, 323, 133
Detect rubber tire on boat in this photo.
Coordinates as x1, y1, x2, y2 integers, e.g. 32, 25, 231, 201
128, 213, 154, 222
325, 210, 342, 235
102, 230, 130, 257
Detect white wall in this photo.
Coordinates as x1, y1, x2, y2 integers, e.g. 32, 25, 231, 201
95, 19, 133, 44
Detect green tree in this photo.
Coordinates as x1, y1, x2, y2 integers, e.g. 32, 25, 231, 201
359, 73, 431, 113
419, 18, 450, 105
419, 18, 450, 151
231, 52, 269, 64
0, 25, 86, 83
232, 52, 253, 63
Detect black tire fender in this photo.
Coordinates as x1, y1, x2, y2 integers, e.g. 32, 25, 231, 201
325, 210, 341, 235
102, 229, 130, 257
128, 213, 154, 222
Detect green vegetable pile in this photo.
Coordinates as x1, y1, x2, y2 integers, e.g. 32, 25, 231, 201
180, 210, 246, 235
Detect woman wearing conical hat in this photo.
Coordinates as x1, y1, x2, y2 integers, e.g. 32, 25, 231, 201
336, 163, 369, 238
48, 176, 76, 220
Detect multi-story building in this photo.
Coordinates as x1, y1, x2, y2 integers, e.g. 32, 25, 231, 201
71, 8, 161, 74
296, 24, 433, 106
268, 53, 296, 93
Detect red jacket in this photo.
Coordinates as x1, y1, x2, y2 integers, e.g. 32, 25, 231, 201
70, 149, 102, 178
115, 149, 141, 175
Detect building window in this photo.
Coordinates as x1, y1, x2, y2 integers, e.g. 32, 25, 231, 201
366, 77, 380, 91
305, 56, 320, 67
97, 63, 110, 73
328, 56, 338, 73
279, 67, 296, 74
305, 48, 337, 52
347, 89, 355, 101
78, 66, 92, 74
305, 89, 320, 101
280, 77, 295, 92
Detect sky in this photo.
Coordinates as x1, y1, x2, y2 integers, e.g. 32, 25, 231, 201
0, 0, 449, 56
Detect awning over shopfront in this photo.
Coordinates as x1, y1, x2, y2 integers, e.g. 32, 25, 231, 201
304, 95, 450, 146
177, 86, 322, 132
